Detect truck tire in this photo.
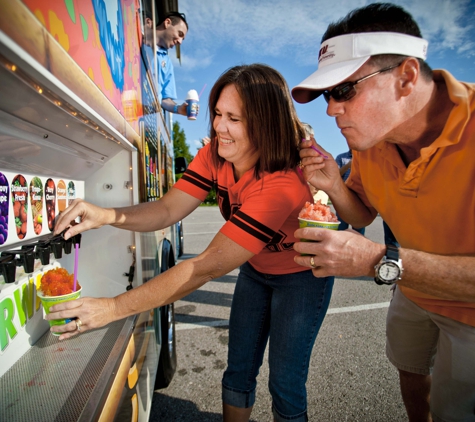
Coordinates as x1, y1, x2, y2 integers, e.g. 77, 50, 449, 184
177, 220, 184, 257
154, 240, 177, 389
154, 303, 177, 389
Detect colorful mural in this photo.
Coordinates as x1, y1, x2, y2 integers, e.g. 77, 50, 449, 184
22, 0, 143, 131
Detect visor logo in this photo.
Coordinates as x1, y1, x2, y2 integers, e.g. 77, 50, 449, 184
318, 45, 328, 61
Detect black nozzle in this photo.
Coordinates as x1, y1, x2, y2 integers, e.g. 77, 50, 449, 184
50, 237, 63, 259
72, 233, 82, 248
63, 238, 73, 254
1, 249, 35, 274
0, 255, 16, 283
36, 242, 51, 265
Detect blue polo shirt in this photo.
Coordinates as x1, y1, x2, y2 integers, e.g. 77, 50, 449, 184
156, 47, 177, 103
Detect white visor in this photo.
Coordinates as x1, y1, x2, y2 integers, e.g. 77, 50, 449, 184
292, 32, 428, 104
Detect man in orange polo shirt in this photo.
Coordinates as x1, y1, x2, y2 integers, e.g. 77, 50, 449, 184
292, 3, 475, 422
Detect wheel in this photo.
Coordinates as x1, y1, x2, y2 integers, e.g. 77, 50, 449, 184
154, 302, 177, 389
177, 220, 184, 257
154, 240, 177, 389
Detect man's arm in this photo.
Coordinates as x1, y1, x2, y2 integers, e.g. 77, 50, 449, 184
300, 140, 376, 227
293, 227, 475, 302
161, 97, 187, 116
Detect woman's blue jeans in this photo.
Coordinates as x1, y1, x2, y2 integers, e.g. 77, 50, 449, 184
222, 262, 334, 421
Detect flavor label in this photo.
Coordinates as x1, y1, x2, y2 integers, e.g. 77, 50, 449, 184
57, 180, 67, 212
11, 174, 28, 240
68, 181, 76, 206
29, 177, 44, 236
45, 178, 56, 232
0, 172, 84, 247
0, 172, 9, 245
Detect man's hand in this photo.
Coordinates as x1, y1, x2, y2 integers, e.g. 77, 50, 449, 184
293, 226, 385, 278
299, 139, 341, 194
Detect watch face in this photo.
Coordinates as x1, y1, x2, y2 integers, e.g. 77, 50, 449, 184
378, 262, 400, 281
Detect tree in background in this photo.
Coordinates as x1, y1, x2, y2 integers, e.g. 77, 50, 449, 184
172, 121, 217, 204
173, 121, 194, 179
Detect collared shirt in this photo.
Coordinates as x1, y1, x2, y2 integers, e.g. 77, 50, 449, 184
347, 70, 475, 326
156, 47, 177, 104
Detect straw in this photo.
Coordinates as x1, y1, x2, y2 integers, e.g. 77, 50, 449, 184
198, 83, 207, 98
73, 243, 79, 292
311, 145, 329, 159
301, 139, 329, 159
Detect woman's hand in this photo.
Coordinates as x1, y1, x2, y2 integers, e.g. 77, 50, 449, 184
293, 226, 385, 278
46, 297, 117, 340
54, 199, 115, 240
299, 139, 341, 194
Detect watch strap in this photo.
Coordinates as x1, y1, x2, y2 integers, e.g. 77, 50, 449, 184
386, 244, 399, 261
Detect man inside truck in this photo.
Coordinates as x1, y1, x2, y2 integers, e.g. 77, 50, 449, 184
143, 9, 190, 117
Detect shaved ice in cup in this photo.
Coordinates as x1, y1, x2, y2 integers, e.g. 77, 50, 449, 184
37, 268, 82, 335
298, 200, 340, 229
298, 201, 340, 255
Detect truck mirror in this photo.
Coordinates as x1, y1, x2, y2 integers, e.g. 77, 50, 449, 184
175, 157, 188, 174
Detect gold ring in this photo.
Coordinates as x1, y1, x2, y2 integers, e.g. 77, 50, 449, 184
76, 319, 82, 332
310, 256, 316, 269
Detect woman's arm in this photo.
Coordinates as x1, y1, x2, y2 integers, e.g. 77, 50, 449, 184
54, 188, 202, 239
46, 231, 255, 339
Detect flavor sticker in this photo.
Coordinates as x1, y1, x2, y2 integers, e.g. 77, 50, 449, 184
29, 177, 44, 236
68, 181, 76, 206
11, 174, 28, 240
0, 172, 9, 245
57, 180, 67, 212
45, 178, 56, 232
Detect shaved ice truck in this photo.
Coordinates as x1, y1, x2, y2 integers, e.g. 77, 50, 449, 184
0, 0, 186, 420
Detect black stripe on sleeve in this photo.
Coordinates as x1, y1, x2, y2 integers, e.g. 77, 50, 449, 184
234, 210, 275, 237
181, 173, 213, 192
230, 216, 272, 243
186, 169, 214, 189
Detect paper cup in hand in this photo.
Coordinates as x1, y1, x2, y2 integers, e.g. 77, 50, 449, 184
186, 89, 199, 120
298, 218, 340, 256
298, 218, 340, 230
37, 288, 82, 335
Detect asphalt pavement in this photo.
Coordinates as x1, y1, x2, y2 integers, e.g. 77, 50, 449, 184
150, 206, 407, 421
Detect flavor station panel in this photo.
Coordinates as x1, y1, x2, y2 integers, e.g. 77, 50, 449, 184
0, 171, 84, 248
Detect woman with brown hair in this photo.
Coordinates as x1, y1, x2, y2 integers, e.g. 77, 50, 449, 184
51, 64, 334, 422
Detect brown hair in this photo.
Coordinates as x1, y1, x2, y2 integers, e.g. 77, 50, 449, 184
208, 64, 304, 179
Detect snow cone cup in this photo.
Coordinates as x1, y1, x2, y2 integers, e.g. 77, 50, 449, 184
298, 218, 341, 231
298, 218, 340, 256
37, 288, 82, 335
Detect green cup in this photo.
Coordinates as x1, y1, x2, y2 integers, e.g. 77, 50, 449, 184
298, 218, 340, 256
37, 288, 82, 335
298, 218, 341, 230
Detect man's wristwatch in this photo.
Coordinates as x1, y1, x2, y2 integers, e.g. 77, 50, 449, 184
374, 244, 403, 285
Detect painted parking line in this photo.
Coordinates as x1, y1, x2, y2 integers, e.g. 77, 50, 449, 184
186, 232, 222, 235
327, 301, 390, 314
175, 302, 390, 331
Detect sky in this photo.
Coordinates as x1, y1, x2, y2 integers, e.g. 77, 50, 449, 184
169, 0, 475, 158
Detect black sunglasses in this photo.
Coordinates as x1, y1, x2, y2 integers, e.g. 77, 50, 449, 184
322, 62, 403, 103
